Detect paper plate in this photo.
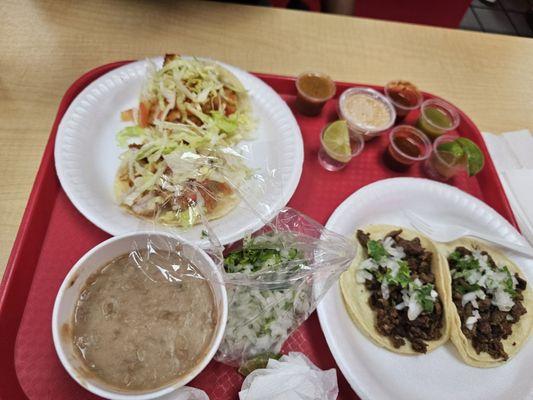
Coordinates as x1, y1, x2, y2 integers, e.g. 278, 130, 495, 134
317, 177, 533, 400
55, 57, 303, 244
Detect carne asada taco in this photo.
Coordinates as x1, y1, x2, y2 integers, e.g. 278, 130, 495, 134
340, 225, 451, 354
441, 238, 532, 367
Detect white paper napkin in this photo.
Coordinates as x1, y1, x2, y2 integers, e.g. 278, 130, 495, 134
481, 129, 533, 245
238, 352, 338, 400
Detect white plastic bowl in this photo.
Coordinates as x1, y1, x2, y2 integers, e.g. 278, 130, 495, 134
52, 232, 228, 400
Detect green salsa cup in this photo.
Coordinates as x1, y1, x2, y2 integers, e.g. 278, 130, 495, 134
416, 99, 460, 141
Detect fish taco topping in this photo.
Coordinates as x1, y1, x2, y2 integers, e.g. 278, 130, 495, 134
356, 229, 444, 353
448, 246, 527, 360
115, 55, 255, 226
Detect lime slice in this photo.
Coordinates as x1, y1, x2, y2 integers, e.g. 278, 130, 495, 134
456, 137, 484, 176
436, 141, 464, 160
238, 353, 282, 376
323, 120, 351, 163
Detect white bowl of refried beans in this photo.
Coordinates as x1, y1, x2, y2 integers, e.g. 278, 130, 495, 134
52, 232, 228, 399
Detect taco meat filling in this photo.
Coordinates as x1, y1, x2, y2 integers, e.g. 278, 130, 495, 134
356, 229, 444, 353
448, 246, 527, 360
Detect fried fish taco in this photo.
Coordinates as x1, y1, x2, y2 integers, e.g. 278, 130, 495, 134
135, 54, 253, 137
441, 238, 532, 367
114, 146, 244, 227
340, 225, 451, 354
114, 54, 255, 226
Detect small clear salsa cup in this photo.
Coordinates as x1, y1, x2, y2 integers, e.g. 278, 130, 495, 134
318, 122, 365, 171
337, 87, 396, 141
384, 80, 423, 121
416, 98, 460, 141
424, 134, 465, 181
295, 72, 336, 116
384, 125, 432, 171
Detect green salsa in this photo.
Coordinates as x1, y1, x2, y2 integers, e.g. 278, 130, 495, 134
417, 106, 454, 140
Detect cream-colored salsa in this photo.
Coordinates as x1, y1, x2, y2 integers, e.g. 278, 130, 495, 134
343, 93, 392, 130
72, 251, 216, 391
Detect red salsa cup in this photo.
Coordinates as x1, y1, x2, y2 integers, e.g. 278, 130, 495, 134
384, 125, 432, 171
384, 80, 423, 121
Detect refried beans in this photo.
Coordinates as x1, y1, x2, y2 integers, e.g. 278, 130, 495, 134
72, 250, 216, 391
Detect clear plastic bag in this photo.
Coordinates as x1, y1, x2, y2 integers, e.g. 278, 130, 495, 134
215, 208, 356, 368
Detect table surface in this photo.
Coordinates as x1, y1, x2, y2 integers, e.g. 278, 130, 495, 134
2, 0, 533, 278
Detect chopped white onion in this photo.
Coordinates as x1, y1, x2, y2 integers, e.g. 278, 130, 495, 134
407, 297, 423, 321
356, 269, 373, 283
360, 258, 378, 271
382, 236, 405, 260
492, 288, 514, 312
381, 279, 390, 300
395, 302, 406, 310
455, 251, 517, 312
462, 291, 479, 307
465, 310, 481, 330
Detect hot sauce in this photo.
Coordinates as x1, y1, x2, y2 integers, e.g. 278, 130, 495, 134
384, 80, 423, 120
295, 72, 336, 116
416, 99, 460, 141
384, 125, 432, 171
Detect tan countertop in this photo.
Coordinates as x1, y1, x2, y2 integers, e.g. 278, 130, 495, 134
2, 0, 533, 277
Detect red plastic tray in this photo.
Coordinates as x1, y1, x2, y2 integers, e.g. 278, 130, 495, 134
0, 61, 517, 400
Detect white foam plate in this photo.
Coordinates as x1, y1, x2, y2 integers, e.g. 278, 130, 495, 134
55, 57, 303, 244
317, 177, 533, 400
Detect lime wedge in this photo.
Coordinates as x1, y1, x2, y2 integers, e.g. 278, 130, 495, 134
456, 137, 484, 176
436, 141, 464, 160
323, 120, 351, 163
238, 353, 282, 376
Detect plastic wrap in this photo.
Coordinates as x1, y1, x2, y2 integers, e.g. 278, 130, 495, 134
129, 205, 355, 370
117, 55, 356, 378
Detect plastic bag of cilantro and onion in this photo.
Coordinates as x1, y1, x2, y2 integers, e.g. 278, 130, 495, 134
216, 208, 355, 370
120, 55, 356, 372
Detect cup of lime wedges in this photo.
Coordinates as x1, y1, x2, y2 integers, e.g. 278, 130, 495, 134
436, 137, 484, 176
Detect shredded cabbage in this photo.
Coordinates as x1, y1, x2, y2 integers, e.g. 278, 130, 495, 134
115, 57, 256, 226
140, 56, 254, 147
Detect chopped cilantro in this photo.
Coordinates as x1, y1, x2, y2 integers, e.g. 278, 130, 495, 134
502, 266, 517, 297
456, 283, 481, 294
200, 229, 209, 239
367, 240, 387, 262
374, 261, 411, 288
448, 251, 462, 263
416, 284, 436, 313
224, 238, 305, 274
395, 261, 411, 288
458, 258, 480, 271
